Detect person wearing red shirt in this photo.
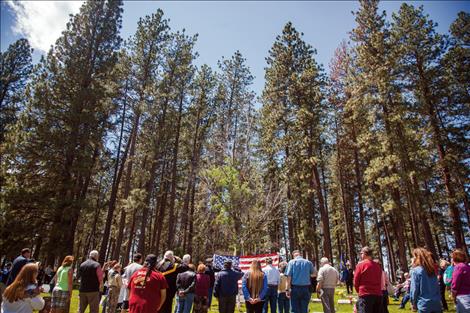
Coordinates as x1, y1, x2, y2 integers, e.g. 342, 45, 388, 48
128, 254, 168, 313
354, 247, 383, 313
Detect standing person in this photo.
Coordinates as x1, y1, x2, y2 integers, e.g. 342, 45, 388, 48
128, 254, 168, 313
285, 250, 315, 313
450, 249, 470, 313
346, 262, 354, 295
194, 264, 210, 313
182, 255, 191, 266
77, 250, 104, 313
108, 263, 123, 313
375, 259, 390, 313
1, 263, 45, 313
213, 259, 244, 313
6, 248, 32, 286
156, 251, 188, 313
176, 264, 197, 313
309, 263, 318, 295
353, 246, 383, 313
316, 257, 339, 313
438, 260, 449, 311
242, 260, 268, 313
204, 258, 216, 308
103, 260, 118, 313
277, 262, 289, 313
410, 248, 442, 313
121, 254, 143, 313
51, 255, 74, 313
262, 257, 280, 313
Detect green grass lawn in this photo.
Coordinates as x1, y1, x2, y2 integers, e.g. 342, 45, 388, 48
46, 287, 456, 313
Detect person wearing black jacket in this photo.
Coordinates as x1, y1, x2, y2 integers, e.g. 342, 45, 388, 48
78, 250, 104, 313
156, 251, 188, 313
205, 258, 216, 307
214, 260, 244, 313
176, 264, 197, 313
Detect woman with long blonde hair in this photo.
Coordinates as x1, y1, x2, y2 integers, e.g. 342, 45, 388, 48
242, 260, 268, 313
409, 248, 442, 313
1, 262, 45, 313
51, 255, 74, 313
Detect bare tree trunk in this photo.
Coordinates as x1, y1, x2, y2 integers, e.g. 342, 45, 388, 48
372, 206, 383, 266
167, 89, 185, 248
382, 213, 396, 281
312, 164, 332, 260
417, 61, 467, 253
100, 91, 129, 263
351, 122, 367, 246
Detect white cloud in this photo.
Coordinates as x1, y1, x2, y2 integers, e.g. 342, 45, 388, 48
6, 1, 84, 52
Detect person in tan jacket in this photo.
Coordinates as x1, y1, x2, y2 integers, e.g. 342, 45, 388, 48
107, 263, 123, 313
316, 257, 339, 313
277, 262, 289, 313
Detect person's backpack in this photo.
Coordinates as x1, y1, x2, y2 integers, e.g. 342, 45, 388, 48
444, 265, 453, 287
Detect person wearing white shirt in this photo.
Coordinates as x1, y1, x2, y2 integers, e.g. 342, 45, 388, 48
262, 257, 280, 313
120, 253, 143, 313
2, 263, 45, 313
316, 257, 339, 313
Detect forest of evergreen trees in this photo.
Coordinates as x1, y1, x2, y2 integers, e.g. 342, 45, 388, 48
1, 0, 468, 277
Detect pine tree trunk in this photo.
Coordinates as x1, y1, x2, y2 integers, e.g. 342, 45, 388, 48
390, 205, 409, 272
312, 164, 332, 260
338, 152, 356, 268
186, 183, 196, 255
100, 91, 128, 263
382, 213, 396, 281
372, 206, 383, 266
351, 122, 367, 246
155, 179, 169, 256
124, 207, 138, 265
416, 61, 467, 253
167, 89, 185, 248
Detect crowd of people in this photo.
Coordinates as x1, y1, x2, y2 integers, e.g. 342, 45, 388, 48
1, 246, 469, 313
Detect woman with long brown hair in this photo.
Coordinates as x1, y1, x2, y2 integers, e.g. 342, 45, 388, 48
242, 260, 268, 313
1, 263, 45, 313
409, 248, 442, 313
51, 255, 74, 313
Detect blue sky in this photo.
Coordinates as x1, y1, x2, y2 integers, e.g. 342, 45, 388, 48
1, 1, 469, 96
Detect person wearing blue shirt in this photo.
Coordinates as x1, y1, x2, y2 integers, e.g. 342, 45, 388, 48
262, 257, 280, 313
242, 260, 268, 313
409, 248, 442, 313
285, 250, 315, 313
214, 260, 244, 313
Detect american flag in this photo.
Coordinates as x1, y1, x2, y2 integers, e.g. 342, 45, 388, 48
238, 253, 280, 272
213, 254, 241, 270
213, 253, 280, 288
